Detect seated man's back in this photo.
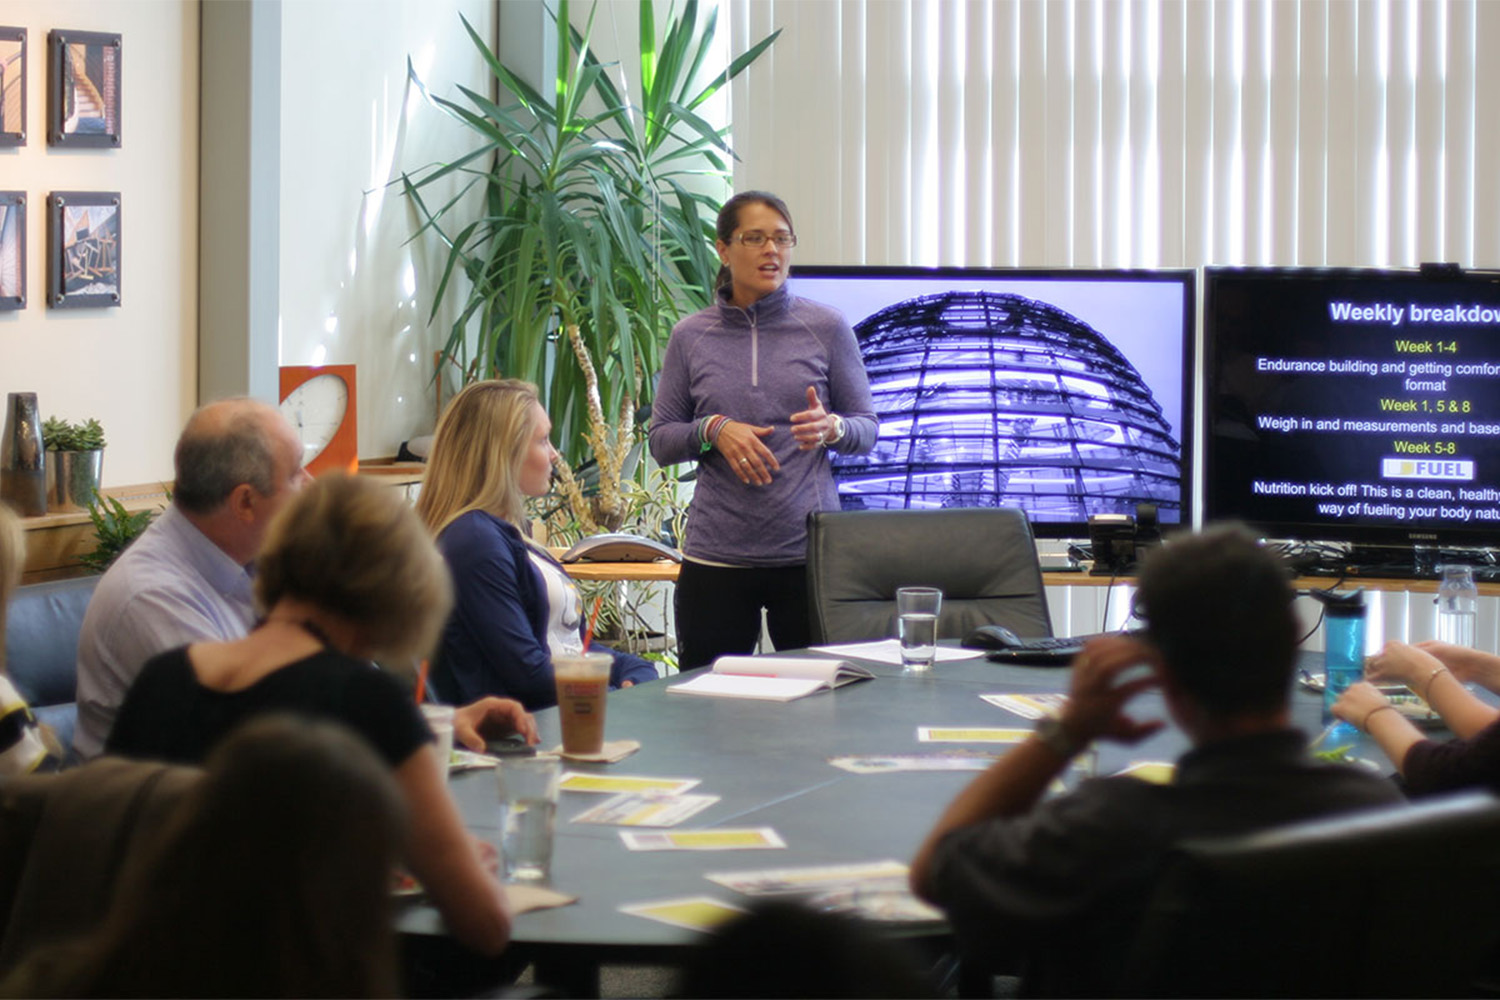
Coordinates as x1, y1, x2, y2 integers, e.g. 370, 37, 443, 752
911, 524, 1404, 996
929, 729, 1399, 994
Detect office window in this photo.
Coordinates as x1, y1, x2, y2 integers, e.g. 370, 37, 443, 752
724, 0, 1498, 270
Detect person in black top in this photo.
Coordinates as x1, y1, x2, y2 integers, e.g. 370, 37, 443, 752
910, 524, 1404, 996
107, 474, 514, 959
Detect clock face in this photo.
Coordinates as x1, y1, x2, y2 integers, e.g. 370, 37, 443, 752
278, 364, 358, 476
280, 372, 349, 465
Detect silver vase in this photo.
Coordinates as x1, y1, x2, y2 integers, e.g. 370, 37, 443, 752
48, 448, 103, 513
1, 392, 46, 516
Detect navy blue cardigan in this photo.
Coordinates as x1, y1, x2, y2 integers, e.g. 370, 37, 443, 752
433, 510, 657, 710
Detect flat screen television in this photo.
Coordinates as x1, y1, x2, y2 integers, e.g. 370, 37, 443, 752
1203, 266, 1500, 551
789, 266, 1195, 540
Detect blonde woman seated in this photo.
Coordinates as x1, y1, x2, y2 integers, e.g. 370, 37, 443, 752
415, 379, 658, 710
1333, 639, 1500, 795
104, 475, 512, 956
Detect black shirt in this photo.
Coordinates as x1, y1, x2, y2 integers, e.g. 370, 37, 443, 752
106, 646, 431, 769
928, 728, 1406, 995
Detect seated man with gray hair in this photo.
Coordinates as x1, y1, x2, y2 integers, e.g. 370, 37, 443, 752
74, 398, 311, 759
75, 398, 538, 763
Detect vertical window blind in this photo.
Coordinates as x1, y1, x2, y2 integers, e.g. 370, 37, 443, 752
723, 0, 1499, 270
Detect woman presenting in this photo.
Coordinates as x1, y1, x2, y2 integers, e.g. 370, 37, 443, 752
649, 191, 877, 670
417, 379, 658, 709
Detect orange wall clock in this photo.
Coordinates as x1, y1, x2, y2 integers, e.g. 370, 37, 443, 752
278, 364, 358, 476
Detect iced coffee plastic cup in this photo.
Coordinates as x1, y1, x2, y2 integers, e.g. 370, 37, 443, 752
553, 651, 612, 755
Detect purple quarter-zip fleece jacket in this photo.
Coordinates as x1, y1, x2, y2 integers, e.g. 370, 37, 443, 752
648, 284, 877, 567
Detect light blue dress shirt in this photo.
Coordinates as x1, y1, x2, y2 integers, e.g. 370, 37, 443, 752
73, 503, 256, 759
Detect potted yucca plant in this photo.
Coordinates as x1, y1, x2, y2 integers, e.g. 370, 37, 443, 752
403, 0, 778, 533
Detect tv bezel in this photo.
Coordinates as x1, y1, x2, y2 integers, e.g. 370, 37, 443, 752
1202, 264, 1500, 549
790, 264, 1198, 541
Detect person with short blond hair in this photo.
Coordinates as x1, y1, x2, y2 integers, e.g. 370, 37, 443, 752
107, 475, 514, 958
417, 379, 658, 709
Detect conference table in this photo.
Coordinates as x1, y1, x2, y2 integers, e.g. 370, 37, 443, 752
397, 645, 1378, 997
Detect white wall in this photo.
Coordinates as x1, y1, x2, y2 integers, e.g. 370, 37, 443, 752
277, 0, 495, 460
0, 2, 198, 486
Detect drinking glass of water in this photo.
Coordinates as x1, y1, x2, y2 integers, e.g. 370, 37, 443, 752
497, 757, 561, 882
896, 587, 943, 673
1436, 564, 1478, 648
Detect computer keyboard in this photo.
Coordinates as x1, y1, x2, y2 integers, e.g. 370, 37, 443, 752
983, 632, 1109, 667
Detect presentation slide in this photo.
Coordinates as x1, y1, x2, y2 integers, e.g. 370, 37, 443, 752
1207, 272, 1500, 539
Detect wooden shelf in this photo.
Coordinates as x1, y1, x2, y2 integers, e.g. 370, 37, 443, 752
18, 482, 171, 584
17, 460, 428, 584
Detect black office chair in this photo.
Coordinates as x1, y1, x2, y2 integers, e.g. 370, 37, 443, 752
805, 507, 1051, 644
1120, 790, 1500, 998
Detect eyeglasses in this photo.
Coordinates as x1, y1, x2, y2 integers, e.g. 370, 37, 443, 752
732, 231, 798, 249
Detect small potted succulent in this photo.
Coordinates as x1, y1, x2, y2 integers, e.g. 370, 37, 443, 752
42, 415, 106, 512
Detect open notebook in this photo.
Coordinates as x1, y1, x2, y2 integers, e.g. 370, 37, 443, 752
668, 656, 874, 702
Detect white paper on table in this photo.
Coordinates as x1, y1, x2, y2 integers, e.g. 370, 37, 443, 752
809, 638, 985, 665
668, 673, 827, 701
828, 752, 998, 774
570, 791, 720, 827
705, 859, 910, 896
979, 693, 1067, 720
620, 827, 786, 851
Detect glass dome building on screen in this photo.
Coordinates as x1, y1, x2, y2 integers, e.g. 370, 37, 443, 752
831, 290, 1183, 523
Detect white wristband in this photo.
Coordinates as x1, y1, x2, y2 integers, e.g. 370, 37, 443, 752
824, 413, 845, 445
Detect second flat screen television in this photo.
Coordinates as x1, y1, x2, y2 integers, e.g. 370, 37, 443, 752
789, 267, 1195, 539
1203, 266, 1500, 550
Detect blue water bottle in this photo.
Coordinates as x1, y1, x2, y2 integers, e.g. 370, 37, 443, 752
1313, 588, 1366, 745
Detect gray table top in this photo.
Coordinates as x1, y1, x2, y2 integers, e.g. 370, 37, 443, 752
397, 647, 1371, 956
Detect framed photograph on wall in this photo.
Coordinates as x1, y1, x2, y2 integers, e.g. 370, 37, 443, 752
48, 29, 120, 148
0, 28, 25, 147
0, 191, 23, 309
48, 191, 120, 309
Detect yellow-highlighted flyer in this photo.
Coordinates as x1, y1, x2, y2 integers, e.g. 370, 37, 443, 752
620, 828, 787, 852
1113, 760, 1176, 784
557, 772, 701, 795
917, 726, 1032, 744
619, 895, 748, 932
571, 792, 719, 827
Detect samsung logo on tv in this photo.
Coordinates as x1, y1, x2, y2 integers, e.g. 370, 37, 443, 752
1408, 532, 1440, 540
1381, 458, 1475, 481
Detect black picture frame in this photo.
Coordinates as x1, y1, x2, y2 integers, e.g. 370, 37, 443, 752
0, 28, 25, 147
48, 29, 120, 148
0, 191, 23, 310
48, 191, 120, 309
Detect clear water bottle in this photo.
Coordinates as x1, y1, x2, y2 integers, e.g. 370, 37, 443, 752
1313, 588, 1366, 744
1436, 564, 1478, 649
